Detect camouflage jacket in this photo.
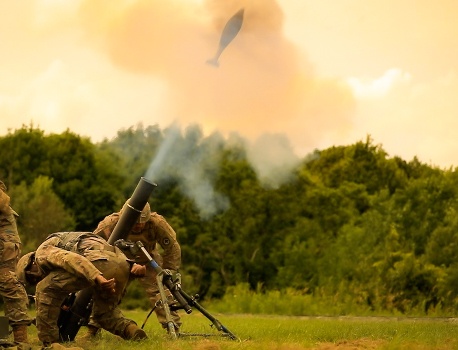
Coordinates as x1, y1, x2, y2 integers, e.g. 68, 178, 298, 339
0, 180, 20, 244
0, 180, 16, 217
35, 234, 108, 285
94, 212, 181, 270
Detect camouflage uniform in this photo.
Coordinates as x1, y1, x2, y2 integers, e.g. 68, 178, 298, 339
94, 209, 182, 328
34, 232, 138, 345
0, 180, 33, 330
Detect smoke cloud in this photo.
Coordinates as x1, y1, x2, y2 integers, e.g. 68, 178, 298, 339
144, 123, 230, 219
78, 0, 355, 151
74, 0, 355, 216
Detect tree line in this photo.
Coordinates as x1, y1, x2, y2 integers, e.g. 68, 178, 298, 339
1, 124, 458, 314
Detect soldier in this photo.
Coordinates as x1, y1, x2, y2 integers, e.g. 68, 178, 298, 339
86, 200, 182, 337
16, 231, 148, 348
0, 180, 34, 344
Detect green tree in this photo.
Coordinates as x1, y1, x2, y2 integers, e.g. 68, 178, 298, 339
425, 209, 458, 268
97, 123, 163, 190
11, 176, 76, 252
45, 130, 124, 229
0, 125, 48, 185
391, 169, 456, 255
0, 126, 125, 230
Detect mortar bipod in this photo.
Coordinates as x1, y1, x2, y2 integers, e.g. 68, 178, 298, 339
114, 239, 240, 341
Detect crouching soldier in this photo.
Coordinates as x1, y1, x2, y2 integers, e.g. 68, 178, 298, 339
16, 231, 148, 349
88, 200, 182, 337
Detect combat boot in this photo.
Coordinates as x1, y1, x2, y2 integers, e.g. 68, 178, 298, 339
12, 324, 28, 343
123, 323, 148, 340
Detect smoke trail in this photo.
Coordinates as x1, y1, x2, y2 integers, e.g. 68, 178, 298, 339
144, 123, 229, 219
246, 133, 300, 189
144, 123, 181, 181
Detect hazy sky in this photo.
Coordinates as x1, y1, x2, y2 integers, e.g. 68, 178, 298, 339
1, 0, 457, 168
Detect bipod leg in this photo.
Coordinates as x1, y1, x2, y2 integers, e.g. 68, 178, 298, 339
141, 305, 157, 329
179, 289, 240, 341
156, 272, 178, 339
116, 240, 190, 339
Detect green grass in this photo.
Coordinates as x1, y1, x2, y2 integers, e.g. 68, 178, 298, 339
16, 309, 458, 349
207, 283, 457, 318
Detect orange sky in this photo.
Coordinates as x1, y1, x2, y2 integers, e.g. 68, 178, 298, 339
1, 0, 458, 168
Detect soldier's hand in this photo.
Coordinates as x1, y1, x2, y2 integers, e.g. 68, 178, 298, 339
131, 263, 147, 276
95, 275, 116, 294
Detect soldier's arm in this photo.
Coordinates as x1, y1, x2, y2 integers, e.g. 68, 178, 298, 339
93, 214, 118, 241
35, 238, 102, 285
154, 215, 181, 271
0, 187, 11, 214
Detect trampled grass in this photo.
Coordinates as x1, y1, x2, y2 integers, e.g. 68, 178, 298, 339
17, 309, 458, 349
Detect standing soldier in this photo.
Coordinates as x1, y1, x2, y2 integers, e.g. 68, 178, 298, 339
86, 200, 182, 337
0, 180, 34, 344
16, 231, 148, 348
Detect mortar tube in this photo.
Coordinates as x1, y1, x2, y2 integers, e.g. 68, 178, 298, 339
108, 177, 157, 244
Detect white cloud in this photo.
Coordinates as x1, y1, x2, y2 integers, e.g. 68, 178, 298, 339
347, 68, 411, 99
346, 69, 458, 168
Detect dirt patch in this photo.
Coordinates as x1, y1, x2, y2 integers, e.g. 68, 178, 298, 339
312, 339, 456, 350
313, 338, 386, 350
192, 339, 222, 350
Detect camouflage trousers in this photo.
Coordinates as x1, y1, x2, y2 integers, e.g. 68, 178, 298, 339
88, 262, 182, 331
35, 249, 133, 344
0, 261, 33, 327
0, 218, 33, 326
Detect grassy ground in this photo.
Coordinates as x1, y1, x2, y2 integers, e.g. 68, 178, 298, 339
12, 309, 458, 349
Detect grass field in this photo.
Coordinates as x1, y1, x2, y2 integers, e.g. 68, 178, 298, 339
13, 309, 458, 350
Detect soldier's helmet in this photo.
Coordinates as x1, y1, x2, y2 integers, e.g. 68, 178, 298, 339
121, 199, 151, 224
138, 202, 151, 223
16, 252, 36, 286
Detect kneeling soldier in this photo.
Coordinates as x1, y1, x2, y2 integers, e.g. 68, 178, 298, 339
17, 231, 147, 348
